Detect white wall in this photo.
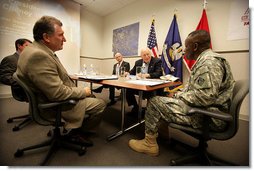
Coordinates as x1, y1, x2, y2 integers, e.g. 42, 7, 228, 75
80, 7, 104, 58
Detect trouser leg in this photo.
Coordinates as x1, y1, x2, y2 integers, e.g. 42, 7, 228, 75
145, 96, 192, 135
80, 98, 106, 132
126, 89, 138, 107
109, 86, 115, 101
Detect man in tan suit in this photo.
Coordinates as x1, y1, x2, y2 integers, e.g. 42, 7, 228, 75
16, 16, 106, 146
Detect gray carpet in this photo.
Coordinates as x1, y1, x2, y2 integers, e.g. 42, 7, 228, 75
0, 89, 249, 166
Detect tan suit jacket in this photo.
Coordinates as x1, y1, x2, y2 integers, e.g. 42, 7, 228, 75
17, 41, 91, 129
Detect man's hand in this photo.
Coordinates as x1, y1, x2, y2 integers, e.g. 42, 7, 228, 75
141, 73, 150, 79
84, 87, 91, 97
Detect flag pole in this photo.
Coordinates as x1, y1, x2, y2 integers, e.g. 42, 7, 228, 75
152, 14, 155, 22
203, 0, 208, 9
174, 8, 178, 17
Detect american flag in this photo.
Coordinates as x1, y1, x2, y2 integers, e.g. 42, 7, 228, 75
147, 19, 159, 58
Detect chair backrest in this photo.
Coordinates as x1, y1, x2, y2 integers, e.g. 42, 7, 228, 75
213, 79, 249, 140
13, 73, 52, 126
11, 84, 28, 102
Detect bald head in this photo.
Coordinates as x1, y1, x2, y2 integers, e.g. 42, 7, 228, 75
184, 30, 211, 60
188, 30, 211, 49
114, 52, 123, 63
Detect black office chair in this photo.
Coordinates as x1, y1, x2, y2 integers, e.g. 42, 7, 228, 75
169, 79, 249, 166
12, 73, 87, 165
6, 84, 32, 131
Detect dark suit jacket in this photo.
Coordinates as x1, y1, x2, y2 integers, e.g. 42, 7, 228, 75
112, 61, 130, 75
0, 52, 19, 86
129, 57, 162, 78
0, 52, 27, 101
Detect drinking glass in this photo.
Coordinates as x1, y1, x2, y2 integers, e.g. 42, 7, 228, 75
136, 66, 142, 79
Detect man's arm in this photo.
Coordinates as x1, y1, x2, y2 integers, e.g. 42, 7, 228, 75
124, 62, 130, 72
148, 58, 162, 78
177, 60, 225, 107
26, 53, 86, 101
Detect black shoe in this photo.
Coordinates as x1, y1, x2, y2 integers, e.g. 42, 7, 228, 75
107, 100, 117, 106
127, 106, 139, 117
93, 86, 103, 93
65, 131, 93, 147
127, 106, 145, 118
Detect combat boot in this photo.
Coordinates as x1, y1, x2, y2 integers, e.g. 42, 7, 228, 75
128, 133, 159, 156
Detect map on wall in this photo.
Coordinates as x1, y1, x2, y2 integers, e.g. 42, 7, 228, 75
112, 22, 139, 56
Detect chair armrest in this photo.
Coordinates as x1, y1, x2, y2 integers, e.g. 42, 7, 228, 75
188, 107, 233, 122
38, 99, 77, 109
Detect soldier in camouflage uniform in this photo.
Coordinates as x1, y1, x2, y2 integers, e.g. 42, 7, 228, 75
128, 30, 235, 156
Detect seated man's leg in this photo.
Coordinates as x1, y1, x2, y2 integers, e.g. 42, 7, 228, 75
61, 98, 106, 146
108, 86, 117, 106
80, 97, 106, 132
126, 89, 139, 113
93, 85, 104, 93
129, 96, 192, 156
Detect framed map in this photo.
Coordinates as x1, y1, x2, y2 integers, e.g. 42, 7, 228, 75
112, 22, 139, 56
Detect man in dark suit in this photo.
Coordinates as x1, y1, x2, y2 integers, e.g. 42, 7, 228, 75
0, 38, 32, 100
93, 52, 130, 106
126, 47, 163, 114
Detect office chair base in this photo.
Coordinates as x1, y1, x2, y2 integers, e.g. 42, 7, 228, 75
7, 114, 32, 131
14, 128, 87, 165
169, 138, 238, 166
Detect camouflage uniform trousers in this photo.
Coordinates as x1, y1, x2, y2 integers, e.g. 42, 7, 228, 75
145, 96, 193, 135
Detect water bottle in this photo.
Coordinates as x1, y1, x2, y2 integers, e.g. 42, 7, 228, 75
82, 64, 87, 76
90, 64, 95, 75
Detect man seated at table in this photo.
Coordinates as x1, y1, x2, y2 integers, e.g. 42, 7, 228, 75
93, 52, 130, 106
126, 47, 163, 115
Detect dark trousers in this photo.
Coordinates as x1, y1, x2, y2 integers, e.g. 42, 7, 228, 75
109, 86, 115, 101
126, 88, 164, 107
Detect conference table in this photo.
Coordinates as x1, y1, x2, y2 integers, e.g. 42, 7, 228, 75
71, 74, 182, 141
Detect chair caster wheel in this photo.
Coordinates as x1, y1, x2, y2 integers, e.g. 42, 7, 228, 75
78, 146, 87, 156
7, 118, 13, 123
14, 149, 24, 157
13, 126, 20, 131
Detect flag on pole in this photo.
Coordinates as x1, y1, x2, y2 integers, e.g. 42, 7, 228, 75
161, 14, 183, 83
147, 19, 159, 58
183, 9, 212, 71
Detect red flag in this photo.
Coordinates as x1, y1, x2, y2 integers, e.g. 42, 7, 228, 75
184, 9, 212, 71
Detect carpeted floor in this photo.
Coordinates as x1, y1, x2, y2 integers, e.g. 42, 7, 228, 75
0, 89, 249, 166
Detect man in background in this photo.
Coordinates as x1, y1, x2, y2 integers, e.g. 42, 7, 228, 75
0, 38, 32, 85
128, 30, 235, 156
93, 52, 130, 106
16, 16, 106, 146
0, 38, 32, 99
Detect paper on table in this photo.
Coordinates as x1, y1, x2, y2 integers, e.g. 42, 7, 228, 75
160, 74, 179, 82
126, 79, 169, 86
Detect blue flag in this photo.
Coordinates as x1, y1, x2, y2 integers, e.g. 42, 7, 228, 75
161, 14, 183, 83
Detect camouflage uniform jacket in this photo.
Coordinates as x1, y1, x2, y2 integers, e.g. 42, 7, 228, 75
176, 49, 235, 129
